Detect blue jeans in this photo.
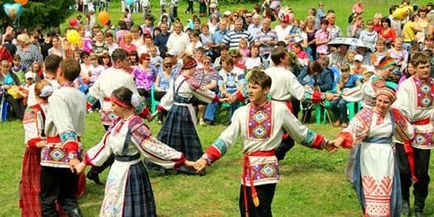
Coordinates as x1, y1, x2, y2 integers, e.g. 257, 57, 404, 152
204, 102, 218, 122
330, 98, 348, 123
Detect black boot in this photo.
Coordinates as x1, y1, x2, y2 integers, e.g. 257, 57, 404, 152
414, 199, 425, 217
401, 200, 410, 216
86, 171, 103, 185
66, 208, 83, 217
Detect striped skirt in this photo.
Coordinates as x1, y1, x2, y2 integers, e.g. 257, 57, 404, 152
157, 104, 204, 161
123, 163, 157, 217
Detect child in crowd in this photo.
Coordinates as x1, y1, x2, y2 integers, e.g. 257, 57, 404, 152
88, 54, 105, 87
12, 55, 27, 84
244, 46, 263, 71
149, 45, 163, 69
350, 54, 368, 80
239, 37, 250, 63
293, 43, 309, 66
387, 37, 408, 70
345, 51, 356, 68
371, 37, 388, 66
28, 62, 44, 80
330, 64, 361, 128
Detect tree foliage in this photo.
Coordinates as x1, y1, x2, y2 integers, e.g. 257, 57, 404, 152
1, 0, 76, 30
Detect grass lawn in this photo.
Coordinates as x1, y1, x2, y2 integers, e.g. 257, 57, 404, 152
2, 111, 434, 216
2, 0, 434, 216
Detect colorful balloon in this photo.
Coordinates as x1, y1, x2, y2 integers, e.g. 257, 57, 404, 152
66, 30, 81, 45
15, 0, 28, 6
98, 11, 110, 25
3, 3, 23, 20
68, 18, 79, 27
126, 0, 134, 6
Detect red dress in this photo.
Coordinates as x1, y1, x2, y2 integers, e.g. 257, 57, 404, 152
19, 104, 45, 217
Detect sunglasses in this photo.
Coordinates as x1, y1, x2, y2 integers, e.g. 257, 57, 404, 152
164, 65, 172, 68
203, 61, 210, 64
102, 56, 109, 59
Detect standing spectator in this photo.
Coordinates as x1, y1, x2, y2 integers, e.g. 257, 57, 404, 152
388, 5, 403, 37
208, 14, 219, 34
212, 21, 228, 57
92, 31, 108, 55
200, 24, 215, 58
198, 0, 207, 17
247, 14, 262, 39
326, 11, 342, 40
3, 34, 17, 58
40, 32, 55, 60
170, 0, 179, 20
305, 16, 317, 60
48, 35, 65, 58
16, 34, 43, 70
317, 2, 325, 19
402, 15, 424, 51
359, 19, 378, 51
0, 38, 12, 63
255, 18, 278, 61
274, 17, 291, 42
142, 0, 150, 18
346, 15, 364, 38
308, 8, 321, 30
223, 18, 254, 50
186, 0, 194, 14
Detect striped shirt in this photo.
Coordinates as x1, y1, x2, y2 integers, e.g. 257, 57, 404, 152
255, 28, 278, 56
222, 30, 254, 50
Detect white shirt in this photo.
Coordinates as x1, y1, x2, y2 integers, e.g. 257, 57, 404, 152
166, 31, 190, 56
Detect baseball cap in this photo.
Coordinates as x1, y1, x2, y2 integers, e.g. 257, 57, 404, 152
355, 54, 364, 62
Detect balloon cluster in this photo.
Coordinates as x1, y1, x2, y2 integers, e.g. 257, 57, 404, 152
66, 29, 81, 45
3, 3, 23, 20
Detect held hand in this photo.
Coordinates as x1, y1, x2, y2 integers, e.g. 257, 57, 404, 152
184, 160, 195, 168
324, 140, 338, 153
148, 111, 159, 122
69, 158, 80, 174
194, 158, 208, 173
35, 141, 47, 148
75, 162, 87, 175
325, 93, 337, 101
333, 137, 345, 148
226, 94, 235, 104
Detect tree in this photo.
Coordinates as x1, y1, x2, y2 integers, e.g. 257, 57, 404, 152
1, 0, 76, 30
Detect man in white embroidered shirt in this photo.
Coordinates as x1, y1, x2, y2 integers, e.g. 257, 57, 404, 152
194, 70, 335, 217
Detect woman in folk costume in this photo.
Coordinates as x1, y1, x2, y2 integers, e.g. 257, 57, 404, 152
333, 84, 415, 217
152, 55, 224, 175
19, 80, 53, 216
75, 87, 193, 217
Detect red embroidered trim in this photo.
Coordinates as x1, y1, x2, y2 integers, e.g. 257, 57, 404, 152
206, 146, 222, 162
339, 132, 354, 149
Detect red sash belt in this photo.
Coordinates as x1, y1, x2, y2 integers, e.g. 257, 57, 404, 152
405, 118, 429, 183
103, 97, 111, 102
47, 136, 81, 143
242, 150, 276, 217
413, 118, 430, 125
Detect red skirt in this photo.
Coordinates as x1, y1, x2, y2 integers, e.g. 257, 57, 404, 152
19, 146, 42, 217
19, 145, 85, 217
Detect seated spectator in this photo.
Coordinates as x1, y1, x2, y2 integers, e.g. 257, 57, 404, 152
330, 64, 361, 128
132, 53, 157, 99
213, 45, 229, 71
293, 43, 309, 66
379, 17, 396, 46
359, 19, 378, 51
0, 59, 24, 120
238, 37, 250, 63
154, 57, 175, 123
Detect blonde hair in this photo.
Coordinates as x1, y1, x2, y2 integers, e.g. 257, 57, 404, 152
17, 33, 31, 45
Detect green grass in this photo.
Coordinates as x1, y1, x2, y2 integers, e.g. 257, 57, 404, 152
2, 111, 434, 216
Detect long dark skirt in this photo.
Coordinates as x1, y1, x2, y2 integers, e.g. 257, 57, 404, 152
157, 105, 204, 161
123, 163, 157, 217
